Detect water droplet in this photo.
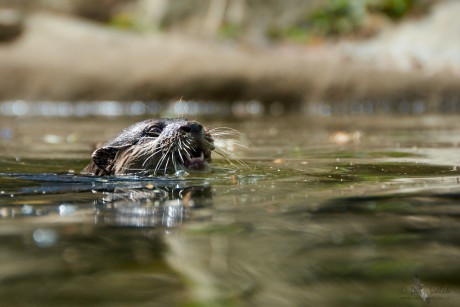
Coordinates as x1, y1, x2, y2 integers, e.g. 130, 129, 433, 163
43, 134, 63, 144
1, 128, 12, 140
21, 205, 34, 215
175, 170, 188, 177
59, 204, 76, 216
33, 228, 58, 247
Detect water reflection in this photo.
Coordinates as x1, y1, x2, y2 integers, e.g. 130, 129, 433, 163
0, 173, 213, 229
2, 114, 460, 306
95, 185, 213, 227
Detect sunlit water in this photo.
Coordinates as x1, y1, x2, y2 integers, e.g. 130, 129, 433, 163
1, 111, 460, 306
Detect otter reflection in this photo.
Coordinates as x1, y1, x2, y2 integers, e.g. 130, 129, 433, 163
94, 184, 213, 228
0, 173, 213, 229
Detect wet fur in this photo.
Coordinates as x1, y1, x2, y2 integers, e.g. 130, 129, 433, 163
82, 118, 215, 176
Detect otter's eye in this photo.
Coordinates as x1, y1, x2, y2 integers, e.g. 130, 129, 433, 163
145, 125, 163, 137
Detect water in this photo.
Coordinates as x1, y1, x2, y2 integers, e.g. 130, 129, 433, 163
1, 112, 460, 306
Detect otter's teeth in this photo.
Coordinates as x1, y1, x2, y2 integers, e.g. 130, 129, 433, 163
183, 151, 205, 169
189, 151, 204, 163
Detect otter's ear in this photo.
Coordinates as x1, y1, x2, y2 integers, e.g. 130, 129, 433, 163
91, 146, 121, 172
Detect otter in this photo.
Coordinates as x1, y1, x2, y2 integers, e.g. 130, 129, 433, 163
81, 118, 215, 176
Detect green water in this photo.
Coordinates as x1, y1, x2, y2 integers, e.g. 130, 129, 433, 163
1, 115, 459, 306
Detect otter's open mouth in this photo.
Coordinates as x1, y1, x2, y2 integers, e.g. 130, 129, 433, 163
180, 148, 211, 172
184, 151, 205, 169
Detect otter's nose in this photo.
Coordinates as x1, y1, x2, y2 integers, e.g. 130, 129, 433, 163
180, 122, 203, 133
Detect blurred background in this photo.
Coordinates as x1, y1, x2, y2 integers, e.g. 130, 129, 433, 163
2, 2, 460, 306
0, 0, 458, 116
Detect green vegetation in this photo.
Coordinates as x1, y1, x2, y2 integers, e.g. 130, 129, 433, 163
270, 0, 435, 43
107, 13, 139, 31
97, 0, 437, 43
308, 0, 365, 36
219, 23, 243, 40
374, 0, 417, 19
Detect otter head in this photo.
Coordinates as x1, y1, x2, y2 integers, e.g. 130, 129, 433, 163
82, 118, 215, 176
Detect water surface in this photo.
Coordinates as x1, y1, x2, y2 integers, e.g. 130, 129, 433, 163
1, 113, 459, 306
